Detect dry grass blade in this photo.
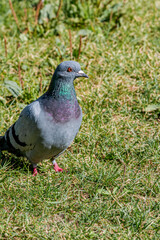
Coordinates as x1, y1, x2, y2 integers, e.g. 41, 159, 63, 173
78, 35, 82, 60
4, 35, 7, 57
18, 62, 24, 89
35, 0, 43, 25
9, 0, 20, 29
39, 73, 42, 93
68, 29, 72, 59
56, 0, 63, 18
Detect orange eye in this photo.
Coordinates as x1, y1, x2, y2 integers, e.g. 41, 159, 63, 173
67, 67, 72, 72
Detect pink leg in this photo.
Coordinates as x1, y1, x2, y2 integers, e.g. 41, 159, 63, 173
32, 163, 38, 176
33, 167, 38, 176
53, 160, 64, 172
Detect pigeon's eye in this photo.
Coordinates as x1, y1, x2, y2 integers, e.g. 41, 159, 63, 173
67, 67, 72, 72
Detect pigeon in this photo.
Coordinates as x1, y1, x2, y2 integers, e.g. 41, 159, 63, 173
0, 61, 88, 176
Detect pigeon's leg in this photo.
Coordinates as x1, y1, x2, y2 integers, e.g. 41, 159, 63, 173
32, 163, 38, 176
52, 159, 64, 172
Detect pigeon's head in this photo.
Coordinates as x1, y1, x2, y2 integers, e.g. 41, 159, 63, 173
54, 61, 89, 81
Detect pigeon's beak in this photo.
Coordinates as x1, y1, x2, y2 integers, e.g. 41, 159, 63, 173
75, 70, 89, 79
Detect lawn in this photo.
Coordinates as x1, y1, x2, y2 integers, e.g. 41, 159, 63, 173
0, 0, 160, 239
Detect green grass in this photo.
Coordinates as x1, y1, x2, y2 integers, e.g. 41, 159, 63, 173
0, 0, 160, 239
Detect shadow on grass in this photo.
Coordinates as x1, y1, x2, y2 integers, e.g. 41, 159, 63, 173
0, 152, 35, 174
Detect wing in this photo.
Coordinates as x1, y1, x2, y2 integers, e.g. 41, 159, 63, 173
4, 101, 41, 155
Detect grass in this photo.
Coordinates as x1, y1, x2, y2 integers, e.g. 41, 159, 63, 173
0, 0, 160, 239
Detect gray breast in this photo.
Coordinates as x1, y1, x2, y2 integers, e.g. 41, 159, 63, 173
37, 107, 82, 150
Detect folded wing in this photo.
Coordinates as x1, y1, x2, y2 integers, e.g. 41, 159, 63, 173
4, 101, 41, 155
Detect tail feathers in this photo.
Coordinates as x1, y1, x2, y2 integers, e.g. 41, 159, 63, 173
0, 136, 5, 151
0, 135, 22, 157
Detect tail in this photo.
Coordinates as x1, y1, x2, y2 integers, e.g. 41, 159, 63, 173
0, 136, 5, 151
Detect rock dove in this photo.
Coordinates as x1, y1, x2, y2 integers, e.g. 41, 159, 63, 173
0, 61, 88, 176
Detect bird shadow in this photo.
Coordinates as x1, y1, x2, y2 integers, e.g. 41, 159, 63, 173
0, 152, 33, 174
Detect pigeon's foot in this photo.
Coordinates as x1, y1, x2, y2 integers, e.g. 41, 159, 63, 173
32, 164, 38, 176
33, 167, 38, 176
53, 160, 64, 172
